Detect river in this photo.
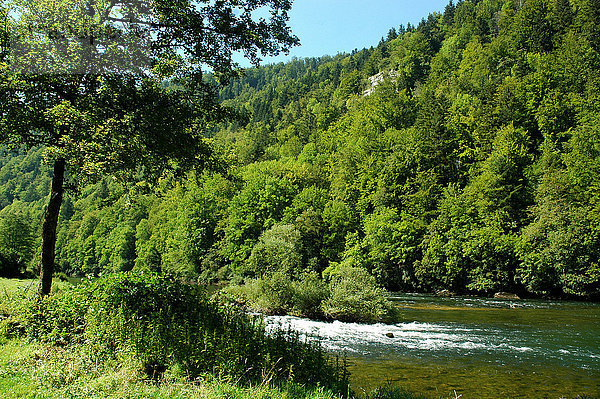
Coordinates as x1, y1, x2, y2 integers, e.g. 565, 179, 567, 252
263, 294, 600, 398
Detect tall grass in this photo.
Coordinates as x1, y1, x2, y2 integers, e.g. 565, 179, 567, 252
0, 339, 433, 399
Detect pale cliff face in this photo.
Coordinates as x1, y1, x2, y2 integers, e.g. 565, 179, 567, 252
363, 70, 398, 96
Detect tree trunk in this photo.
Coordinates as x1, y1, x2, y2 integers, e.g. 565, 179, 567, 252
39, 158, 65, 296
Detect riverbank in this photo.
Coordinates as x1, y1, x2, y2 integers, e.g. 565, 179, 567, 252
0, 338, 431, 399
0, 275, 433, 399
2, 277, 598, 398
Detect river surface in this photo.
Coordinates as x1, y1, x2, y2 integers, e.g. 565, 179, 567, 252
263, 294, 600, 398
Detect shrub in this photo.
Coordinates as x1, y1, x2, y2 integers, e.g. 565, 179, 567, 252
321, 266, 394, 323
290, 271, 329, 318
221, 270, 330, 318
241, 270, 296, 314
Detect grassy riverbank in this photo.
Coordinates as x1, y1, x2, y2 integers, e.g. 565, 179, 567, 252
0, 338, 334, 399
0, 276, 430, 399
0, 338, 434, 399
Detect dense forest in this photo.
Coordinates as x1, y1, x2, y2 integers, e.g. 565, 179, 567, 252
1, 0, 600, 299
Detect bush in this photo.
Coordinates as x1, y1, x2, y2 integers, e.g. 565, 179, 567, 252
291, 271, 329, 318
321, 266, 394, 323
222, 270, 330, 318
241, 270, 296, 314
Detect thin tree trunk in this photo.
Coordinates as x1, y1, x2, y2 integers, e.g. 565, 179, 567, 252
39, 158, 65, 296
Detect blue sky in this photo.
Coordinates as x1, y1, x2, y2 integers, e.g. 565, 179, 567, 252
239, 0, 450, 67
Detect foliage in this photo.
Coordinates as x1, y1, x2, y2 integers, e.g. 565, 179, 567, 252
224, 270, 330, 319
229, 270, 296, 315
321, 266, 394, 323
2, 0, 600, 299
0, 0, 299, 294
340, 208, 426, 291
223, 266, 393, 323
245, 224, 303, 276
0, 212, 34, 276
0, 278, 74, 339
1, 272, 349, 392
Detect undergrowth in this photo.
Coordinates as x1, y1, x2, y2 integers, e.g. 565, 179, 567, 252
0, 272, 349, 393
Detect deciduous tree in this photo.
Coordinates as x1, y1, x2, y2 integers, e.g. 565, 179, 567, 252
0, 0, 298, 294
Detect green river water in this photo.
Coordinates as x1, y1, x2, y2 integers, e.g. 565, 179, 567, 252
264, 294, 600, 398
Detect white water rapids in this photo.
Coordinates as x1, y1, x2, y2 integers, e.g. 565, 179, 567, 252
263, 316, 534, 356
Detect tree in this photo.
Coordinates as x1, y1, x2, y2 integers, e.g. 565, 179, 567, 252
512, 0, 555, 53
245, 223, 302, 277
0, 0, 298, 294
0, 212, 34, 276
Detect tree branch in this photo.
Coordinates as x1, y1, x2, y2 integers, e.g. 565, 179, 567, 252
105, 16, 216, 33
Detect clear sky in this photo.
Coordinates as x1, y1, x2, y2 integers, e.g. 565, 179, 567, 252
240, 0, 450, 67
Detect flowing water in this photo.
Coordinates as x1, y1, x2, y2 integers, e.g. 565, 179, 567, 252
263, 294, 600, 398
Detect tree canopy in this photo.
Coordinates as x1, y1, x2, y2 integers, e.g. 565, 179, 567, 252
0, 0, 298, 294
1, 0, 600, 299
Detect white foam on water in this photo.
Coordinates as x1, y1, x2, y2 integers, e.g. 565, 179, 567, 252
263, 315, 535, 355
511, 346, 534, 352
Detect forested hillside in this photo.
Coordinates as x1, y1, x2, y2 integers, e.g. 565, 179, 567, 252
1, 0, 599, 298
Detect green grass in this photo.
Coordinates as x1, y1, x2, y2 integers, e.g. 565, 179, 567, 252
0, 277, 73, 293
0, 278, 73, 303
0, 278, 37, 295
0, 278, 73, 319
0, 339, 36, 398
0, 338, 433, 399
0, 338, 342, 399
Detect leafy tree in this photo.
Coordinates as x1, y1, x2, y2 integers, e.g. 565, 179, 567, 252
518, 120, 600, 297
245, 223, 302, 277
417, 185, 472, 292
575, 0, 600, 51
333, 70, 364, 103
551, 0, 574, 35
339, 207, 425, 290
466, 124, 533, 229
0, 212, 34, 276
512, 0, 555, 53
1, 0, 298, 294
221, 164, 297, 271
